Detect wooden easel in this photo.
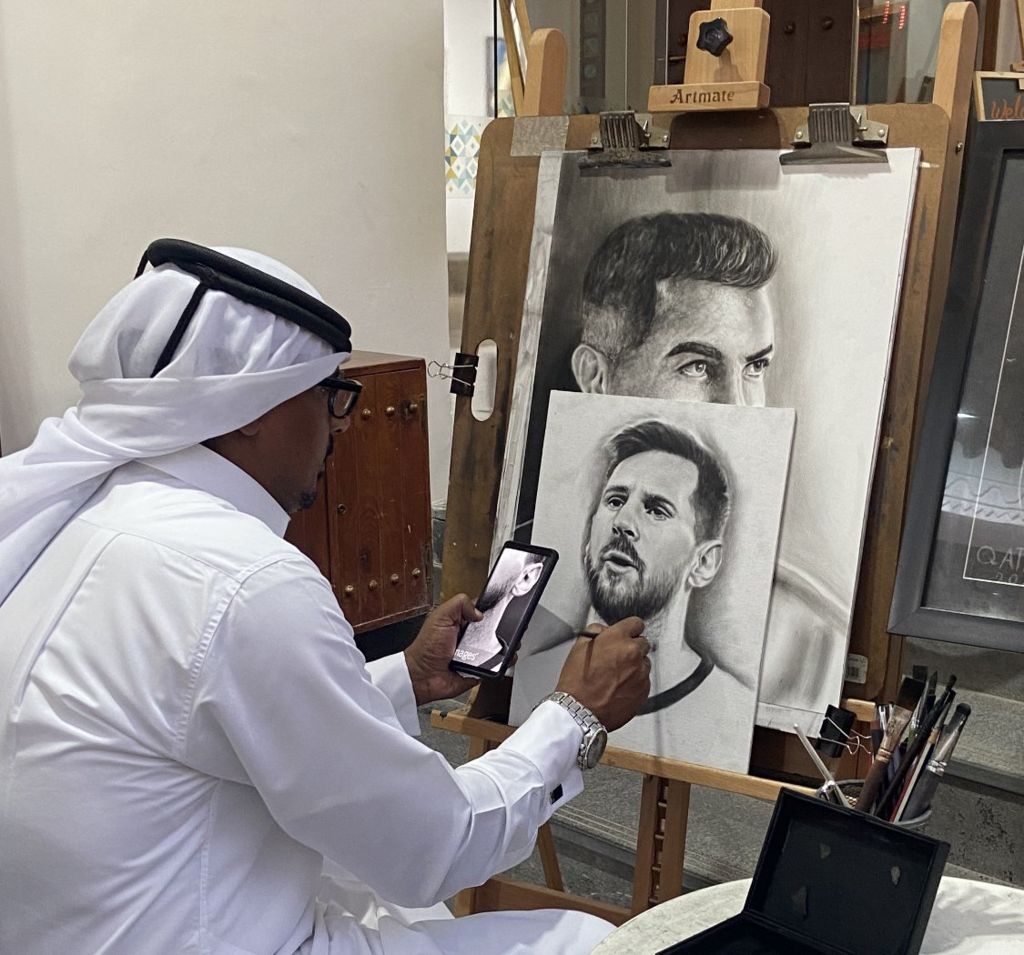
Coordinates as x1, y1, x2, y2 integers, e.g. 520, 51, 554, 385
438, 2, 977, 924
496, 0, 567, 117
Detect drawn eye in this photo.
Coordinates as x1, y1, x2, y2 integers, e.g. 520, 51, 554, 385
745, 357, 771, 378
647, 505, 670, 520
678, 359, 709, 379
604, 494, 625, 510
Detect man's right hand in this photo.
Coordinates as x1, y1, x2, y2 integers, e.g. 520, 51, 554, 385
554, 617, 650, 732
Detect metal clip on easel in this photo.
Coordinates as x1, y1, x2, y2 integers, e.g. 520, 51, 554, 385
579, 111, 672, 170
781, 103, 890, 165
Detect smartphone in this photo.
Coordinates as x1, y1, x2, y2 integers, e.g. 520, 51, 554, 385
449, 540, 558, 679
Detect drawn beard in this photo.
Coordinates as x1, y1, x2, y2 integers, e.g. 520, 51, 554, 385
584, 532, 680, 623
476, 578, 514, 613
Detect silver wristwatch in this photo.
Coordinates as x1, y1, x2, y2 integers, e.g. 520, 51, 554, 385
545, 691, 608, 770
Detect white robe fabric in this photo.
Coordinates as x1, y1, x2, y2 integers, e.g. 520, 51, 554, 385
0, 248, 347, 605
0, 445, 608, 953
0, 250, 613, 952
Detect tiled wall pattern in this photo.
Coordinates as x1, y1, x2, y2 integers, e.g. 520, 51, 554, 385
445, 116, 490, 196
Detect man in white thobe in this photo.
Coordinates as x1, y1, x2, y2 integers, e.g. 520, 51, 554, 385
0, 244, 651, 954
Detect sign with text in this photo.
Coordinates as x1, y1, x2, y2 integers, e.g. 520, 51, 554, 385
974, 72, 1024, 122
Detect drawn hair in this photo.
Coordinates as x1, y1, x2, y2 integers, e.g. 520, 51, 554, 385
600, 420, 731, 542
580, 212, 777, 361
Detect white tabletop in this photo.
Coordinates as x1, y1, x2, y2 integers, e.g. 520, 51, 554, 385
593, 876, 1024, 954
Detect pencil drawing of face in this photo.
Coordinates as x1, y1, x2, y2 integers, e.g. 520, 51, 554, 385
583, 421, 729, 637
571, 213, 777, 407
504, 149, 919, 738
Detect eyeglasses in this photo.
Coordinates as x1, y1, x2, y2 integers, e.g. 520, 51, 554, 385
319, 376, 363, 419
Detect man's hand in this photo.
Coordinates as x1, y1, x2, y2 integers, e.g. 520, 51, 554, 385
555, 617, 650, 731
404, 594, 482, 706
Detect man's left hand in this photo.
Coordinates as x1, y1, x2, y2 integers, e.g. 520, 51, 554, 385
404, 594, 482, 706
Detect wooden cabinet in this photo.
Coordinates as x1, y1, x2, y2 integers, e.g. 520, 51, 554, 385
285, 351, 433, 633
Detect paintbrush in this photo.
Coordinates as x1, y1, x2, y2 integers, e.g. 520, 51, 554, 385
876, 675, 957, 819
892, 693, 956, 822
907, 671, 937, 746
854, 676, 925, 813
924, 669, 938, 714
899, 703, 972, 821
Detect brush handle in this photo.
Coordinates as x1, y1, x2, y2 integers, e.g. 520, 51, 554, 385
854, 748, 891, 812
876, 689, 955, 818
900, 764, 942, 821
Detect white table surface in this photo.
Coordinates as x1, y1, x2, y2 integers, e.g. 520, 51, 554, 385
593, 876, 1024, 954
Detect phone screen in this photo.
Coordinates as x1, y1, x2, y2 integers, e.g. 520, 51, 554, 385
450, 541, 558, 678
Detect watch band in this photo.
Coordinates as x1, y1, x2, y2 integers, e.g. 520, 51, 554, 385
543, 691, 607, 770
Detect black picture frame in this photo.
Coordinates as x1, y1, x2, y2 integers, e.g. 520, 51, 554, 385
890, 120, 1024, 653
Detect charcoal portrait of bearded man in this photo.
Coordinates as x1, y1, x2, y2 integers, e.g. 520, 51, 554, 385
581, 420, 731, 712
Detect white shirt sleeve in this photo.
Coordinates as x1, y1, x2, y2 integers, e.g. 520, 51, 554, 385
182, 558, 583, 909
364, 654, 420, 736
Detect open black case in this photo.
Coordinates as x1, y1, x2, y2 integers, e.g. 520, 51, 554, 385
660, 789, 949, 955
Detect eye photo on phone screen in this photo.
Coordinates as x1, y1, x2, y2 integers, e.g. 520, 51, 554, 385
450, 541, 558, 679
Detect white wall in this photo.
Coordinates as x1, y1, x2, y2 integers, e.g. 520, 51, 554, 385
445, 0, 494, 116
443, 0, 494, 255
0, 1, 453, 496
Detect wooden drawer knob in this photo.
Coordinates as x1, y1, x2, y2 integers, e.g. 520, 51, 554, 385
407, 401, 419, 414
343, 585, 355, 597
385, 405, 396, 417
361, 408, 372, 420
336, 503, 347, 515
367, 579, 379, 591
411, 567, 422, 579
389, 573, 400, 585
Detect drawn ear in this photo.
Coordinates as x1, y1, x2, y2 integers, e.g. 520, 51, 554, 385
572, 344, 611, 394
512, 561, 544, 596
687, 540, 723, 590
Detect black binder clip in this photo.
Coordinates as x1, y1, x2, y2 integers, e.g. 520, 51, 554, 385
816, 705, 858, 759
428, 352, 479, 397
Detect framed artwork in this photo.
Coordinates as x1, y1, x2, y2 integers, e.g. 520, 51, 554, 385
890, 120, 1024, 653
498, 149, 920, 734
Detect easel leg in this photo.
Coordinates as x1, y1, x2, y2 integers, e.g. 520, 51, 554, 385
631, 775, 691, 914
537, 822, 565, 892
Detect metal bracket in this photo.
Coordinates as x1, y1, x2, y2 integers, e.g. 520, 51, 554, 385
781, 103, 889, 166
428, 353, 478, 397
579, 111, 672, 169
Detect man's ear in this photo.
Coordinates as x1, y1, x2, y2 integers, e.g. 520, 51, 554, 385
687, 540, 723, 590
571, 344, 611, 394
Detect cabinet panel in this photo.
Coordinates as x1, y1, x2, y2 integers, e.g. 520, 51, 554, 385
344, 373, 385, 624
398, 371, 431, 610
295, 353, 434, 634
378, 370, 409, 619
325, 421, 360, 614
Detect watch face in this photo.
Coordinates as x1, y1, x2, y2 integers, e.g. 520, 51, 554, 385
583, 728, 608, 769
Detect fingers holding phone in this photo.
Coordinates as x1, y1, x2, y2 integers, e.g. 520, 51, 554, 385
555, 616, 651, 732
450, 542, 559, 679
